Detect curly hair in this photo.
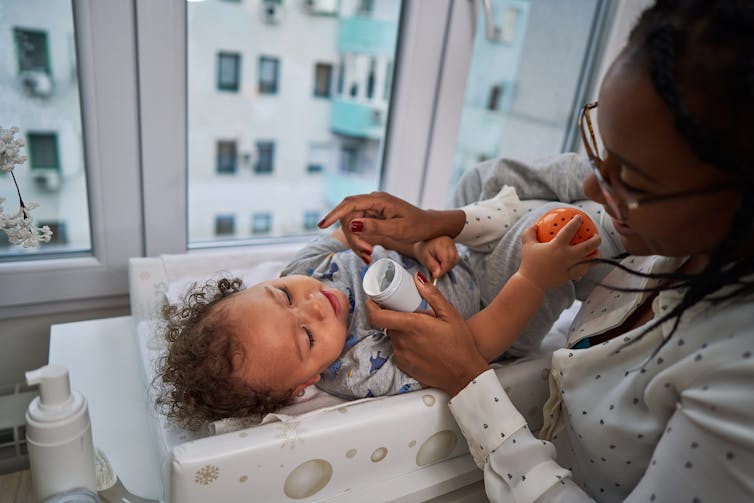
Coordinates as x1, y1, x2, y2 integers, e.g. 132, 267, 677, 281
154, 277, 294, 431
599, 0, 754, 359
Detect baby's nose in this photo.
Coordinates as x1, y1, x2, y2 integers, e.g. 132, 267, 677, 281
303, 293, 326, 321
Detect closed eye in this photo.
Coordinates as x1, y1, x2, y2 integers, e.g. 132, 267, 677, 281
280, 285, 293, 305
304, 327, 315, 348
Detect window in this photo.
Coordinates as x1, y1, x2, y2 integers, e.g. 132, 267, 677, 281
254, 141, 275, 174
258, 56, 279, 94
487, 84, 503, 111
340, 146, 358, 174
216, 140, 237, 174
214, 214, 235, 236
217, 51, 241, 91
251, 212, 272, 234
307, 164, 323, 174
303, 211, 320, 231
2, 0, 140, 314
314, 63, 333, 98
366, 57, 376, 99
14, 28, 50, 74
27, 133, 60, 171
357, 0, 375, 16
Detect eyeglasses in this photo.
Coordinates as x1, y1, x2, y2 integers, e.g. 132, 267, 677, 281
578, 102, 737, 220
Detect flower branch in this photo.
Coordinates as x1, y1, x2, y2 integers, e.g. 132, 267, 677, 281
0, 126, 52, 247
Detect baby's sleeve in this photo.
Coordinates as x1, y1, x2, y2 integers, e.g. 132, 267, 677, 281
455, 185, 524, 251
280, 234, 347, 277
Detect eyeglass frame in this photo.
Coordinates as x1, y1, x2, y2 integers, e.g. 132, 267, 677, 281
578, 101, 737, 220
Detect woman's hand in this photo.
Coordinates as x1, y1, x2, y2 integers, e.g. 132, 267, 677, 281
318, 192, 465, 259
366, 273, 490, 397
519, 217, 602, 291
413, 236, 459, 279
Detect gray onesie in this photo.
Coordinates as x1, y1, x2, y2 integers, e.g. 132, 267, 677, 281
280, 236, 480, 399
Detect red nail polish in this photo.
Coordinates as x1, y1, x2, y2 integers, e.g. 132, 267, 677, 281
317, 218, 326, 228
362, 248, 372, 255
350, 221, 364, 232
417, 271, 428, 284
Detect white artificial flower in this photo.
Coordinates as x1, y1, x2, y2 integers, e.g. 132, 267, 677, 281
0, 127, 27, 174
0, 127, 53, 247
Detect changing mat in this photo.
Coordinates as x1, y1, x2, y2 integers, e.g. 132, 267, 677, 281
128, 247, 573, 502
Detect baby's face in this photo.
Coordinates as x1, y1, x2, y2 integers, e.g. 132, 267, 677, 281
227, 274, 349, 396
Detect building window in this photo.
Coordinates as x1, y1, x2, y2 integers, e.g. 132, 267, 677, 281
252, 212, 272, 234
306, 163, 323, 174
14, 28, 50, 74
254, 141, 275, 174
216, 140, 237, 174
303, 211, 320, 231
27, 133, 60, 171
487, 85, 503, 111
313, 63, 333, 98
366, 57, 376, 99
258, 56, 279, 94
356, 0, 374, 16
217, 51, 241, 92
336, 56, 344, 95
214, 215, 235, 236
340, 146, 358, 174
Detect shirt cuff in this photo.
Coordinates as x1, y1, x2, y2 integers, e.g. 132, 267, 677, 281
455, 185, 524, 251
448, 368, 528, 468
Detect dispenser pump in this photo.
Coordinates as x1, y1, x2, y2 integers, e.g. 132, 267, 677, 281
26, 364, 73, 410
25, 364, 97, 500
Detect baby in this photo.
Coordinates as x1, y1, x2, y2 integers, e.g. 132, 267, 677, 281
157, 189, 600, 430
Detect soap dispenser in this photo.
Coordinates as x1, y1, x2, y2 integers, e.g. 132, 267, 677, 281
25, 364, 97, 501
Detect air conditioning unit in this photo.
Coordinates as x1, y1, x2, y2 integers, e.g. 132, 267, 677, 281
33, 170, 62, 192
19, 71, 54, 98
303, 0, 338, 16
261, 0, 285, 25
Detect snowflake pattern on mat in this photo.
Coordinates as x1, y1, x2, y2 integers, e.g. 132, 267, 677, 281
277, 421, 305, 450
194, 465, 220, 485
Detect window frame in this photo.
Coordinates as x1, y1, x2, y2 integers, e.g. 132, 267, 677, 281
0, 0, 143, 318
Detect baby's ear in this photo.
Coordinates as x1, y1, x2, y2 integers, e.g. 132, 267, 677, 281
292, 374, 321, 398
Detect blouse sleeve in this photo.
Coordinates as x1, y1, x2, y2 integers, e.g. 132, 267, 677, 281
449, 369, 595, 502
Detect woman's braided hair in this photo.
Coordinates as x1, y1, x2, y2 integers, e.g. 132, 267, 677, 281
600, 0, 754, 355
154, 278, 294, 431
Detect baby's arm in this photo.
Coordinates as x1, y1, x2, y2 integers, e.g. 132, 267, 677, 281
467, 218, 600, 362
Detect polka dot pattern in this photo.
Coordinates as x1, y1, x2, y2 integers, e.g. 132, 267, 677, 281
452, 254, 754, 501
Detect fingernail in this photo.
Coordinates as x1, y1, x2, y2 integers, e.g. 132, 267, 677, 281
363, 255, 371, 265
362, 248, 372, 255
416, 271, 428, 284
317, 218, 326, 228
350, 221, 364, 232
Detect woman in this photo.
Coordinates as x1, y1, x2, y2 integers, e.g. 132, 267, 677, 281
318, 1, 754, 501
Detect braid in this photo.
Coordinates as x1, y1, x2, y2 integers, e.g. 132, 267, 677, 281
604, 0, 754, 359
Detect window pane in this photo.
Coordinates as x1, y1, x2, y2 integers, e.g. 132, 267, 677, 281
0, 1, 91, 258
187, 0, 402, 245
217, 52, 241, 91
446, 0, 603, 196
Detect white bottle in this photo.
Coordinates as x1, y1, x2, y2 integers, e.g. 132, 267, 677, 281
25, 364, 96, 501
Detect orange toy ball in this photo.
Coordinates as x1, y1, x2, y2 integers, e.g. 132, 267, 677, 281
536, 207, 597, 245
